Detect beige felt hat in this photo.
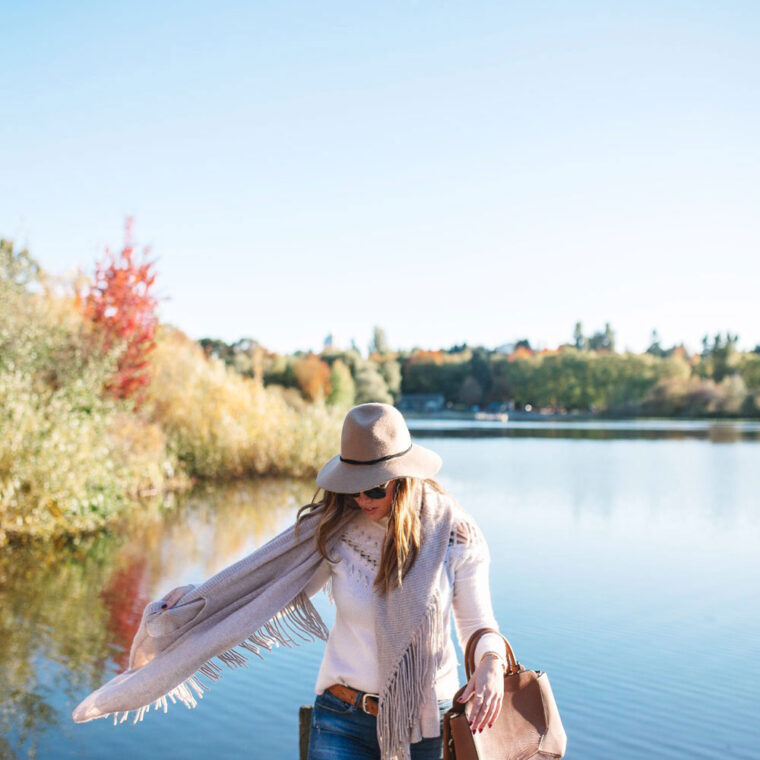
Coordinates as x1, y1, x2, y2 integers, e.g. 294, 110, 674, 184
316, 403, 442, 493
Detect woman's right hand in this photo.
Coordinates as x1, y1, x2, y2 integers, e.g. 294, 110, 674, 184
160, 584, 195, 609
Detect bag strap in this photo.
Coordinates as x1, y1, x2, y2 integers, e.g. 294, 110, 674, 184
464, 627, 520, 678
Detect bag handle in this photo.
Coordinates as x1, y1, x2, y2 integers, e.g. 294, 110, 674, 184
464, 627, 520, 678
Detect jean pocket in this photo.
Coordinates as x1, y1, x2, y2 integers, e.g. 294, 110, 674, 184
315, 690, 354, 715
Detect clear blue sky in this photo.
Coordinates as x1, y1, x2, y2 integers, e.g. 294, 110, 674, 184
2, 1, 758, 354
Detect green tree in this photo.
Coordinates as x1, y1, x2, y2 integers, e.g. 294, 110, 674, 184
263, 355, 299, 389
604, 322, 616, 352
646, 329, 665, 357
489, 356, 538, 408
199, 337, 233, 363
573, 321, 586, 351
458, 375, 483, 406
370, 326, 390, 355
378, 359, 402, 402
588, 322, 615, 352
739, 354, 760, 391
354, 362, 393, 404
468, 348, 492, 397
710, 333, 739, 382
0, 239, 39, 288
327, 359, 356, 407
340, 348, 364, 375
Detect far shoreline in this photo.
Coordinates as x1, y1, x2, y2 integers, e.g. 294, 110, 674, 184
401, 409, 760, 424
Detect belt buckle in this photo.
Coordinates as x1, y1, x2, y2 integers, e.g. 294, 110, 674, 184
361, 692, 379, 714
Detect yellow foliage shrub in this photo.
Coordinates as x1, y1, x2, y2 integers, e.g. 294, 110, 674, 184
146, 327, 342, 480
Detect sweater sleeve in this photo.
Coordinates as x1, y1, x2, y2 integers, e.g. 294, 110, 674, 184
303, 557, 332, 599
450, 523, 508, 670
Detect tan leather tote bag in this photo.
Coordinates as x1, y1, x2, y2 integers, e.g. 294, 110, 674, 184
443, 628, 567, 760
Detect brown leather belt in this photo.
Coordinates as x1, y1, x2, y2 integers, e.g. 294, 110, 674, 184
327, 684, 380, 717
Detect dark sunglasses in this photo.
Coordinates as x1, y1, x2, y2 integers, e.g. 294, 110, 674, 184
349, 482, 390, 500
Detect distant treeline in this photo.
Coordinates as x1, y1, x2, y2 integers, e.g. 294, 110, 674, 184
201, 325, 760, 418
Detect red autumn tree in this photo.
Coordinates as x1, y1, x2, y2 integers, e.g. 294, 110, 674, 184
98, 556, 151, 672
84, 218, 158, 405
294, 353, 332, 401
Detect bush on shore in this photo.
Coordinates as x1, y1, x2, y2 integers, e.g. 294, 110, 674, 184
146, 327, 342, 480
0, 243, 176, 544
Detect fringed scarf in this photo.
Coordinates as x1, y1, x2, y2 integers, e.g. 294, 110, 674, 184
72, 484, 457, 760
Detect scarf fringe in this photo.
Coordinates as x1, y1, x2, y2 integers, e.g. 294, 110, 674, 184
377, 593, 446, 760
110, 590, 327, 726
323, 575, 334, 604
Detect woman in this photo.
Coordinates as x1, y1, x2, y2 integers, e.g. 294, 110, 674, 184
73, 403, 506, 760
292, 402, 507, 760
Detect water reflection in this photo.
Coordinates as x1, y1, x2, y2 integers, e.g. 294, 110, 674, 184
0, 534, 122, 759
2, 436, 758, 760
0, 478, 313, 760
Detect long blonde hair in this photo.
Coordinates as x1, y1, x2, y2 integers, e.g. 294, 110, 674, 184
297, 478, 443, 595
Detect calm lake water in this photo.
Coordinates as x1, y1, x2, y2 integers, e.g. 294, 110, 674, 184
2, 422, 759, 759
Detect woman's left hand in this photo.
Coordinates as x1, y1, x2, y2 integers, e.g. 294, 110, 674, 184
457, 656, 504, 733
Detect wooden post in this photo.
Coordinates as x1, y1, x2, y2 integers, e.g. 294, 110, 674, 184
299, 705, 313, 760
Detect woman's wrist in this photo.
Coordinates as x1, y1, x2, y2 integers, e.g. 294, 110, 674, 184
480, 651, 507, 672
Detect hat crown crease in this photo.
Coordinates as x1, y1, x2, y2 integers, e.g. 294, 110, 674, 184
341, 403, 411, 462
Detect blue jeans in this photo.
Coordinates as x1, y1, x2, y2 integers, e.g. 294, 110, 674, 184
307, 689, 452, 760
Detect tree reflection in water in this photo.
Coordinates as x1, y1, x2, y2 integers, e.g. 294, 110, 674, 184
0, 478, 315, 759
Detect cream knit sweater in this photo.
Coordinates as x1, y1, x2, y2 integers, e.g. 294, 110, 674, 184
305, 511, 505, 738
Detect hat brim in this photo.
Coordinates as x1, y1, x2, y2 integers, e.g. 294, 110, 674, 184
315, 442, 442, 494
